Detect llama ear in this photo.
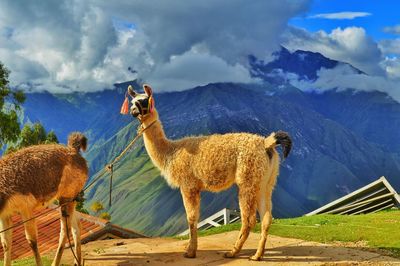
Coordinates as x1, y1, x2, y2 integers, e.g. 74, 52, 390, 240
143, 84, 153, 97
127, 85, 137, 97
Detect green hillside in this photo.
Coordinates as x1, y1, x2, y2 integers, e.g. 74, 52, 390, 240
188, 210, 400, 258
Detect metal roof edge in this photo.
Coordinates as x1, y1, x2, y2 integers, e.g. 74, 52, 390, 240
380, 176, 400, 205
305, 176, 388, 216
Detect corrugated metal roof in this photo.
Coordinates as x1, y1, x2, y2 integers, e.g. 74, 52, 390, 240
0, 207, 146, 260
306, 176, 400, 216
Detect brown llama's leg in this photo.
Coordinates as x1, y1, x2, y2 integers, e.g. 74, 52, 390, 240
0, 216, 12, 266
70, 208, 82, 266
224, 185, 258, 258
21, 211, 43, 266
52, 201, 74, 266
180, 188, 200, 258
250, 187, 273, 261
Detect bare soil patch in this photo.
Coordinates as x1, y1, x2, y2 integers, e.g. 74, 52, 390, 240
57, 231, 400, 265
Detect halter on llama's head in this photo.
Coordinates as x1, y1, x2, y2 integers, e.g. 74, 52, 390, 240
124, 84, 155, 121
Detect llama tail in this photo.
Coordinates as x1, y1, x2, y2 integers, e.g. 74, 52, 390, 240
264, 131, 292, 158
68, 132, 88, 152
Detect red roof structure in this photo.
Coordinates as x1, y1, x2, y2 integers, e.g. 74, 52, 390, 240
0, 207, 145, 260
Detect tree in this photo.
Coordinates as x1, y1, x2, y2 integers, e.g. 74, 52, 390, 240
33, 123, 47, 144
0, 62, 59, 154
90, 201, 104, 214
99, 212, 111, 221
0, 62, 25, 150
19, 124, 35, 147
46, 130, 59, 144
75, 191, 89, 214
89, 201, 112, 220
5, 122, 59, 154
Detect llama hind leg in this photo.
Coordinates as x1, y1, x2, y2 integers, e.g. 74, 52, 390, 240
52, 202, 74, 266
21, 212, 43, 266
224, 186, 257, 258
181, 188, 200, 258
70, 207, 82, 266
250, 188, 273, 261
0, 216, 13, 266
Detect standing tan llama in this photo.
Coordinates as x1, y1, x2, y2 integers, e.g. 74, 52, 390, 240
128, 84, 292, 261
0, 132, 88, 266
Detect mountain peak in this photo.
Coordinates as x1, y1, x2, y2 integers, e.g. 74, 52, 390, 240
249, 46, 363, 82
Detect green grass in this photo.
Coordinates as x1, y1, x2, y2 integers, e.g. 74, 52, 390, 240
0, 256, 54, 266
177, 210, 400, 257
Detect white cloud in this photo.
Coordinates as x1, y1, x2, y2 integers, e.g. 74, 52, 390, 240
377, 37, 400, 79
97, 0, 309, 65
144, 48, 258, 91
379, 39, 400, 55
383, 25, 400, 35
0, 48, 49, 84
0, 1, 119, 92
380, 56, 400, 79
309, 12, 371, 20
283, 26, 384, 75
0, 0, 310, 93
289, 64, 400, 102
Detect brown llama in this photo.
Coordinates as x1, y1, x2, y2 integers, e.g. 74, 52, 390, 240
127, 84, 292, 261
0, 132, 88, 266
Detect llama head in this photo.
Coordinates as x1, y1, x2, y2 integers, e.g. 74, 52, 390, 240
127, 84, 154, 118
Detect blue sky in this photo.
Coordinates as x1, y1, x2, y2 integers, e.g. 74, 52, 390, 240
290, 0, 399, 41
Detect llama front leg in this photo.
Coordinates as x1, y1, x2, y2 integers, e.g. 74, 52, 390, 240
0, 216, 12, 266
21, 213, 43, 266
181, 188, 200, 258
224, 186, 257, 258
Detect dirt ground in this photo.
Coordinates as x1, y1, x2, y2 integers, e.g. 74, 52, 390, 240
59, 231, 400, 266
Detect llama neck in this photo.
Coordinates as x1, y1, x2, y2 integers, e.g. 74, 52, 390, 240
141, 110, 172, 171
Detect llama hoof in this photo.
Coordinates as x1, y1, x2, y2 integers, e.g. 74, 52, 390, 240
184, 251, 196, 258
223, 251, 236, 258
249, 255, 262, 261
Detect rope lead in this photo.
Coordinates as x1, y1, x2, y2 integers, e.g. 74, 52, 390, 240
108, 164, 114, 207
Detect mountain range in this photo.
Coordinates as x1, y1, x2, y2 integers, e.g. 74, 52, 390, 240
19, 47, 400, 236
